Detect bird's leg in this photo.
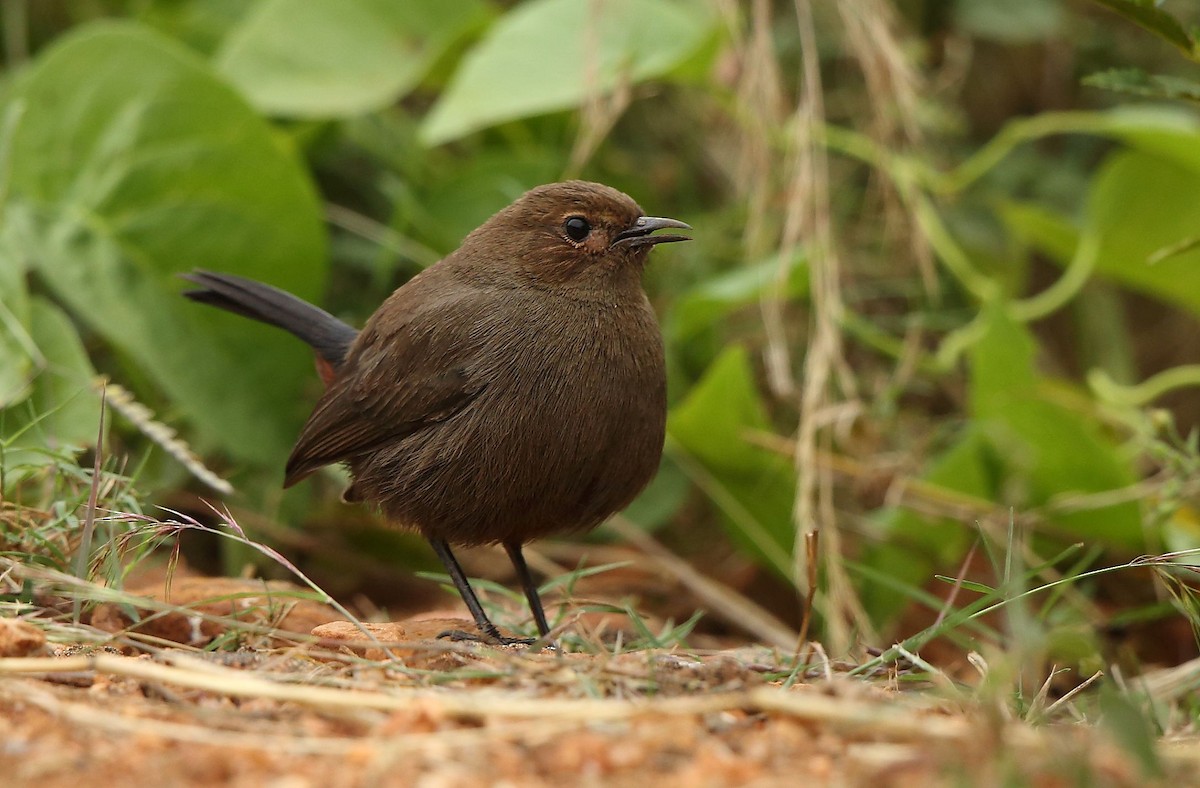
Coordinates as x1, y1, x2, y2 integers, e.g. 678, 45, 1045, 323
428, 538, 535, 647
503, 541, 551, 638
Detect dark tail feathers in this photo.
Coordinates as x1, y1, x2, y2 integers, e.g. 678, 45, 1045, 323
181, 270, 358, 368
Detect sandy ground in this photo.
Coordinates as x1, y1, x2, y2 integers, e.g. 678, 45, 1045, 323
0, 598, 1179, 787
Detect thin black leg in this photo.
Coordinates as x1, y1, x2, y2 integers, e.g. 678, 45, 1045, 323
504, 541, 551, 637
428, 538, 533, 646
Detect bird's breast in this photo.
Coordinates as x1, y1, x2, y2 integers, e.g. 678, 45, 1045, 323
359, 289, 667, 545
480, 295, 665, 449
450, 295, 666, 541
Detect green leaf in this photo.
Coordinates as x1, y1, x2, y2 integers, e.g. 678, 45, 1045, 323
621, 455, 689, 531
667, 251, 808, 343
421, 0, 717, 145
954, 0, 1065, 43
3, 23, 327, 466
863, 428, 992, 624
1099, 686, 1165, 778
1000, 123, 1200, 315
934, 576, 996, 594
669, 346, 771, 471
1100, 106, 1200, 173
1084, 68, 1200, 104
0, 229, 33, 408
1090, 0, 1198, 61
997, 200, 1080, 263
217, 0, 489, 117
668, 346, 795, 575
995, 115, 1200, 297
138, 0, 250, 56
1, 297, 101, 457
23, 299, 101, 447
969, 306, 1140, 547
1087, 149, 1200, 315
968, 304, 1039, 416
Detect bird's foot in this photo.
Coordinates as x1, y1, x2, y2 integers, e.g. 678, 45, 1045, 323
437, 628, 538, 647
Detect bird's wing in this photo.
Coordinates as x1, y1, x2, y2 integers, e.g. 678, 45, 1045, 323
282, 289, 489, 487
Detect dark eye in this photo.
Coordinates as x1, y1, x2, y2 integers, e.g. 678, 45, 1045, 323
564, 216, 591, 242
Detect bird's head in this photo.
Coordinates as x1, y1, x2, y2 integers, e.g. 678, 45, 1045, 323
457, 180, 690, 291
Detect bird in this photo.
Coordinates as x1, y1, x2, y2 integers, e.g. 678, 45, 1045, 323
182, 180, 690, 645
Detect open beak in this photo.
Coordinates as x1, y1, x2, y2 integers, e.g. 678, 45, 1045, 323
612, 216, 692, 248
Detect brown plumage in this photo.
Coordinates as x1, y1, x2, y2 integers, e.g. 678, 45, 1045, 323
182, 181, 690, 645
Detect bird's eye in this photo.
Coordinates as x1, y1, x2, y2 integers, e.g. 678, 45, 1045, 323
563, 216, 591, 242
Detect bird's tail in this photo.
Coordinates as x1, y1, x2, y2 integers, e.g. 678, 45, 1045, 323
181, 270, 358, 375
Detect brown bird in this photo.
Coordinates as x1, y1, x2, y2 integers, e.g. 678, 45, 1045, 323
182, 181, 690, 645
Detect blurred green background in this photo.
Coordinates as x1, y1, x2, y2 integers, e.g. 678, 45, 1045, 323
3, 0, 1200, 658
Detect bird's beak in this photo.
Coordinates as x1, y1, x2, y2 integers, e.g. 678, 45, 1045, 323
612, 216, 692, 248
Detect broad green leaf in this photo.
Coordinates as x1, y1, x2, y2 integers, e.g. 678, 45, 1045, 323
969, 306, 1140, 547
1101, 106, 1200, 173
863, 428, 992, 624
0, 101, 33, 408
969, 303, 1038, 415
139, 0, 250, 56
865, 303, 1143, 621
997, 200, 1080, 263
421, 0, 717, 145
1090, 0, 1198, 61
1007, 106, 1200, 175
669, 346, 772, 471
0, 227, 33, 407
4, 23, 326, 466
621, 455, 689, 531
1, 297, 101, 457
414, 147, 568, 249
997, 111, 1200, 317
1084, 68, 1200, 104
1099, 686, 1166, 778
955, 0, 1064, 43
1087, 149, 1200, 315
22, 298, 101, 447
217, 0, 489, 117
668, 345, 795, 575
667, 251, 809, 343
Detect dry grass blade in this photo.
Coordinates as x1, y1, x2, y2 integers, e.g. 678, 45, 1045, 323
789, 0, 870, 654
0, 652, 955, 739
1, 678, 580, 756
2, 679, 371, 755
1042, 670, 1104, 719
9, 649, 1200, 775
1139, 655, 1200, 704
